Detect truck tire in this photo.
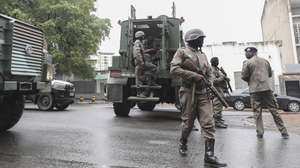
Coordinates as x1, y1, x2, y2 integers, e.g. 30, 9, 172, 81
55, 104, 69, 111
137, 102, 156, 111
113, 102, 131, 117
37, 93, 54, 111
0, 95, 24, 131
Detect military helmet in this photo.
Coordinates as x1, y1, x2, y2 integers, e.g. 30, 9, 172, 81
135, 31, 145, 38
184, 29, 206, 42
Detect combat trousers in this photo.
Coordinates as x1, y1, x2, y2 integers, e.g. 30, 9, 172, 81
213, 97, 223, 122
250, 90, 288, 136
179, 88, 215, 142
135, 64, 144, 86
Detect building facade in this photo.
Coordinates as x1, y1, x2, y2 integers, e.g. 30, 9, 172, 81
261, 0, 300, 98
89, 51, 114, 72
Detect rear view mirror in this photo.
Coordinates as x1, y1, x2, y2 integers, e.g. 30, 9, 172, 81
274, 93, 278, 97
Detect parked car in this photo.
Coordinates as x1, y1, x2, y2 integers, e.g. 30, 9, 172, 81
225, 88, 300, 112
26, 80, 75, 111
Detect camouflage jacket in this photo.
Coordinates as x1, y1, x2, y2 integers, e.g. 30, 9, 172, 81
170, 46, 213, 93
241, 56, 272, 93
133, 39, 144, 66
211, 66, 226, 94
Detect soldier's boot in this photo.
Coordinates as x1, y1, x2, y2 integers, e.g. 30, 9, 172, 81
136, 89, 147, 98
215, 121, 228, 129
281, 133, 289, 139
214, 116, 228, 129
204, 139, 227, 167
179, 139, 188, 156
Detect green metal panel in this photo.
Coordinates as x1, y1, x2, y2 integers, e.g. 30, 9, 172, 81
0, 14, 44, 79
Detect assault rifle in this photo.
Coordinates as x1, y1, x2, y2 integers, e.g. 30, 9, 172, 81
182, 58, 229, 108
218, 67, 233, 93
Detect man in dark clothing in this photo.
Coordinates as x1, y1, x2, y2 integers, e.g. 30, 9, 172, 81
241, 47, 289, 139
170, 28, 227, 167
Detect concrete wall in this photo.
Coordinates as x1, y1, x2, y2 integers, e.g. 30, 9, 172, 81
261, 0, 298, 67
203, 41, 283, 94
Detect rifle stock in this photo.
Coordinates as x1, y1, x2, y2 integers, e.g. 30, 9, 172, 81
181, 59, 229, 108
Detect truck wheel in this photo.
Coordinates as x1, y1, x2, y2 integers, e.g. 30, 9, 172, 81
137, 102, 156, 111
55, 104, 69, 111
113, 102, 131, 117
37, 93, 54, 111
0, 95, 24, 131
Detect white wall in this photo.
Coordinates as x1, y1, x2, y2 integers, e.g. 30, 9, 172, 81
203, 41, 283, 93
261, 0, 298, 66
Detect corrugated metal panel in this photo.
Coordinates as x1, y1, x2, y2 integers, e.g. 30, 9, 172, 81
11, 21, 44, 76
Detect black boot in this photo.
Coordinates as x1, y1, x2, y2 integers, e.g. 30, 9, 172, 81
215, 121, 228, 129
179, 139, 188, 156
137, 88, 147, 98
204, 139, 227, 167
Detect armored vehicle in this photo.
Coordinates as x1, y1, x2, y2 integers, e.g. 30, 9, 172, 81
0, 14, 52, 131
106, 4, 184, 116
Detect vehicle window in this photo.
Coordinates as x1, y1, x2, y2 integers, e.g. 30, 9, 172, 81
134, 24, 150, 29
241, 89, 249, 94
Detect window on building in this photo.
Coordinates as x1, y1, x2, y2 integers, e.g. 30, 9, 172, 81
293, 23, 300, 45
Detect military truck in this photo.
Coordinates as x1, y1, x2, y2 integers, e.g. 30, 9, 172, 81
106, 4, 184, 116
0, 14, 53, 131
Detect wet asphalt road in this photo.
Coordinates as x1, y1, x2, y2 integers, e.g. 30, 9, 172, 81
0, 103, 300, 168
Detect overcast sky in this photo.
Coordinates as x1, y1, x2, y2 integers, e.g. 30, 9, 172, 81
95, 0, 265, 53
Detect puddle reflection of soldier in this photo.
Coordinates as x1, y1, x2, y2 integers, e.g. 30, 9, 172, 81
241, 47, 289, 139
210, 57, 228, 128
170, 28, 227, 167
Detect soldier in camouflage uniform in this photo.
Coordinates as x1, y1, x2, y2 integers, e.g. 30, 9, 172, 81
210, 57, 228, 128
242, 47, 289, 139
170, 29, 227, 167
133, 31, 158, 97
133, 31, 146, 97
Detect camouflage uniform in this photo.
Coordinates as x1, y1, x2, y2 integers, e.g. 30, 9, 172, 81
143, 49, 159, 86
133, 39, 145, 87
211, 66, 227, 127
242, 54, 288, 137
170, 46, 215, 141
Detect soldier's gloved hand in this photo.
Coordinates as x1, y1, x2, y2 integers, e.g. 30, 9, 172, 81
191, 72, 204, 82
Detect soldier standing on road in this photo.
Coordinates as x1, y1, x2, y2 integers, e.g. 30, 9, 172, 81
210, 57, 228, 128
241, 47, 289, 139
170, 29, 227, 167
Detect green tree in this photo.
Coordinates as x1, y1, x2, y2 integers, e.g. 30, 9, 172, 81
0, 0, 111, 79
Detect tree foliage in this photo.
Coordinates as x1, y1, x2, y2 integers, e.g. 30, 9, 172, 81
0, 0, 111, 79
